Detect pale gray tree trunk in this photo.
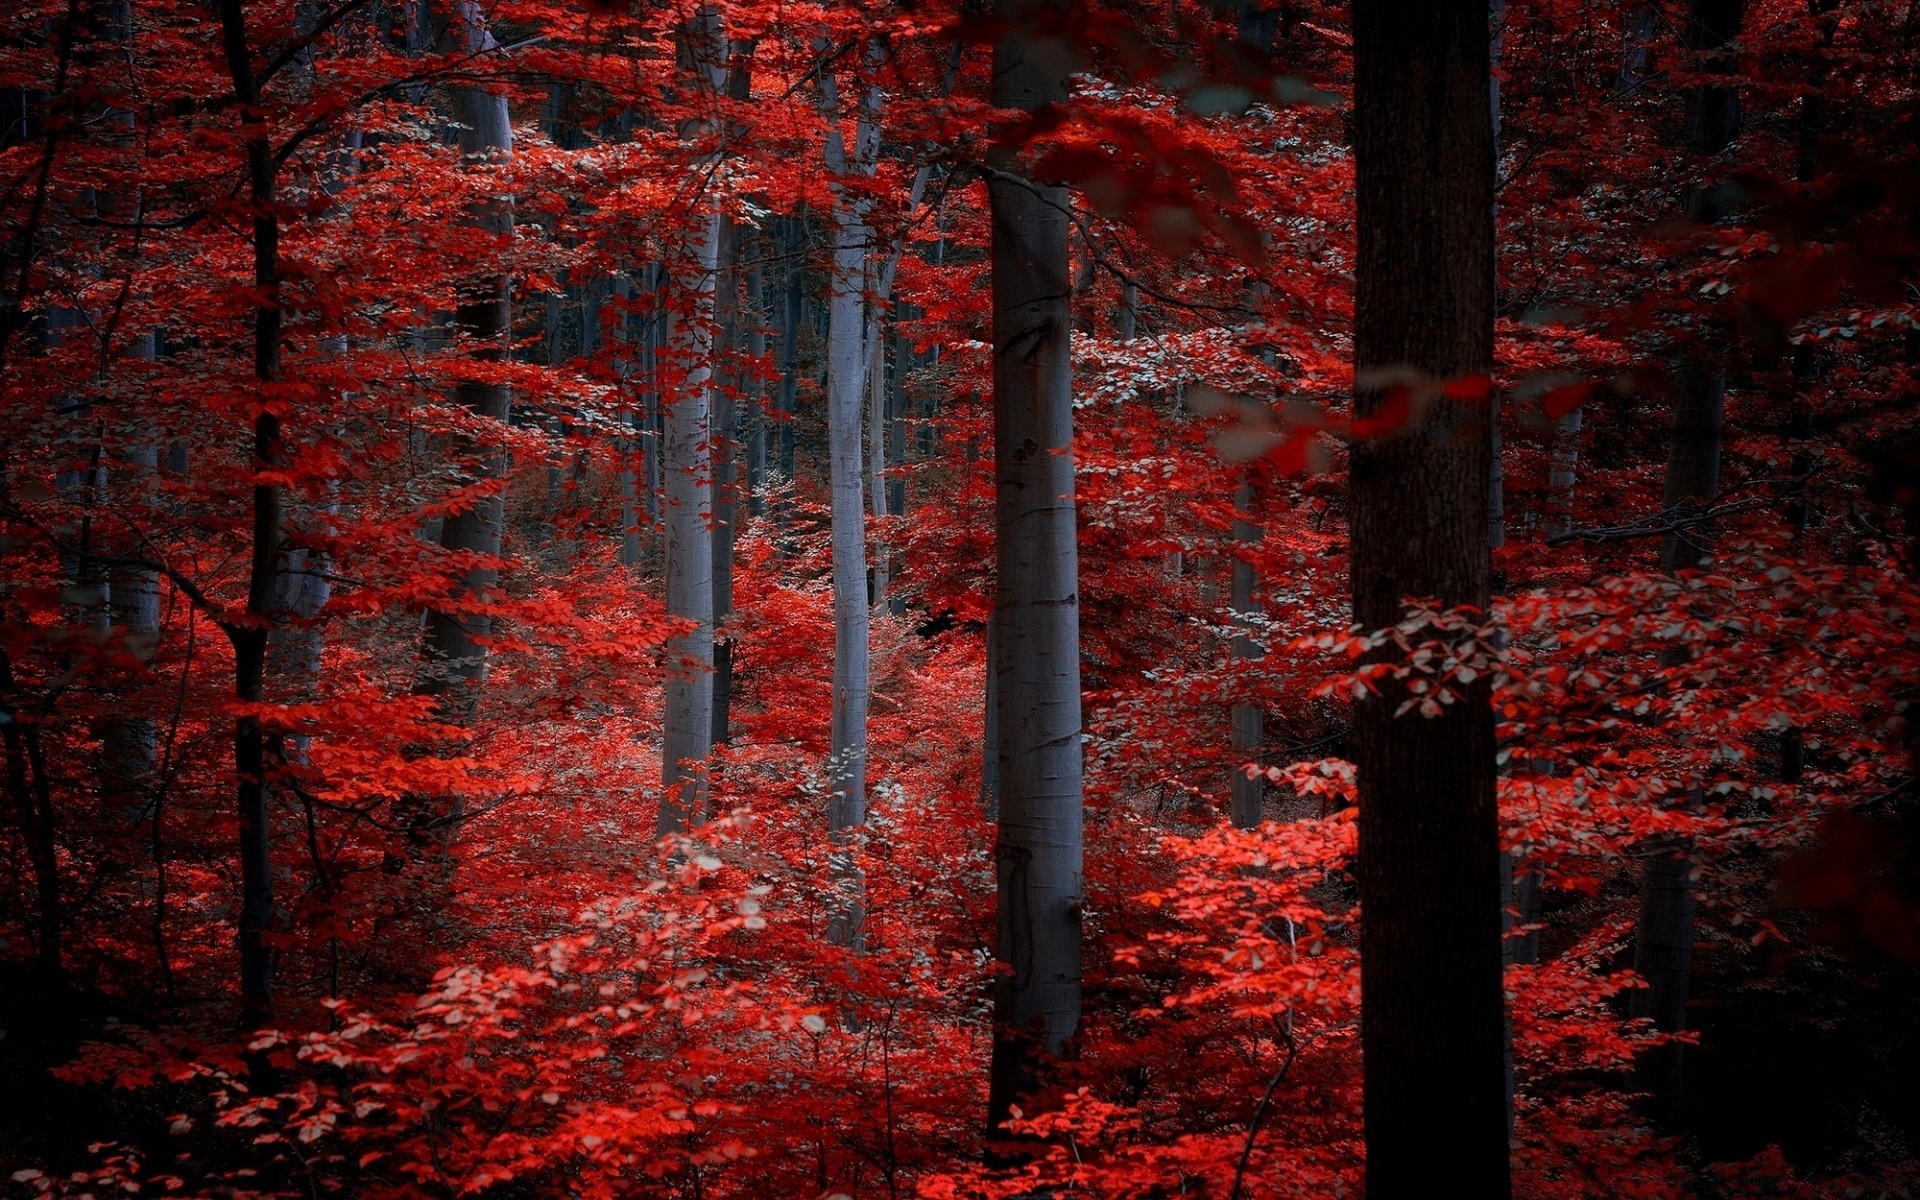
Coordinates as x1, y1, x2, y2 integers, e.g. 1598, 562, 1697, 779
985, 9, 1084, 1136
820, 45, 879, 945
657, 9, 727, 834
1546, 407, 1583, 540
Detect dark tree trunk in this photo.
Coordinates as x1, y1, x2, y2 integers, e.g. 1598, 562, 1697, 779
1632, 0, 1745, 1124
216, 0, 283, 1029
1350, 1, 1509, 1194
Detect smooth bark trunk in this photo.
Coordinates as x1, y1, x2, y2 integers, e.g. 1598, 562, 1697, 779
1229, 480, 1262, 829
658, 9, 726, 834
821, 46, 879, 946
986, 7, 1084, 1138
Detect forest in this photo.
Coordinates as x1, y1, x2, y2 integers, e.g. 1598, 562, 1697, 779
1, 0, 1917, 1195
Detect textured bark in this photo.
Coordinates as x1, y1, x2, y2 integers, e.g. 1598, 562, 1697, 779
1229, 480, 1263, 829
820, 46, 878, 946
986, 6, 1084, 1137
406, 0, 513, 858
657, 8, 726, 834
1350, 1, 1510, 1194
216, 0, 284, 1028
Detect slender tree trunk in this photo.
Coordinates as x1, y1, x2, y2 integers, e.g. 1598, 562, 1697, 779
1546, 408, 1583, 540
1229, 479, 1263, 829
216, 0, 283, 1028
1350, 1, 1509, 1194
868, 323, 891, 605
616, 272, 646, 568
821, 45, 878, 946
745, 263, 768, 519
777, 217, 802, 483
1632, 0, 1743, 1123
986, 5, 1084, 1137
1, 650, 62, 990
712, 220, 738, 750
658, 8, 726, 834
406, 0, 513, 859
710, 43, 755, 749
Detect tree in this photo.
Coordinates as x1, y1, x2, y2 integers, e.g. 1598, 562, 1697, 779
1349, 0, 1509, 1195
985, 0, 1085, 1139
407, 0, 515, 861
820, 34, 880, 946
658, 6, 728, 834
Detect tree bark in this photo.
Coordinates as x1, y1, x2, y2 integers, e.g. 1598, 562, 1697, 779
657, 8, 726, 834
986, 4, 1084, 1138
821, 43, 879, 946
405, 0, 513, 859
216, 0, 284, 1029
1350, 1, 1510, 1194
1229, 479, 1263, 829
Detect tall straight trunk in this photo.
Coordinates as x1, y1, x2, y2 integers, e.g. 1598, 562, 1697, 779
643, 263, 664, 540
98, 2, 159, 827
712, 219, 738, 750
1350, 1, 1509, 1195
1486, 0, 1507, 552
1546, 408, 1583, 540
407, 0, 513, 857
1632, 0, 1742, 1123
1229, 479, 1262, 828
615, 272, 645, 568
986, 6, 1084, 1137
658, 9, 726, 834
821, 44, 879, 946
776, 217, 802, 481
868, 323, 890, 604
710, 44, 754, 749
216, 0, 284, 1028
745, 263, 769, 518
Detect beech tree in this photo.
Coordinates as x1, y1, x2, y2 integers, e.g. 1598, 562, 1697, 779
985, 0, 1085, 1138
658, 7, 728, 834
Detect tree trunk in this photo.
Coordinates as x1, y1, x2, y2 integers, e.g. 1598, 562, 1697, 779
821, 44, 879, 946
745, 263, 768, 519
710, 44, 755, 750
658, 8, 726, 834
1632, 0, 1743, 1123
407, 0, 513, 859
986, 6, 1084, 1138
1229, 479, 1263, 829
216, 0, 284, 1029
1350, 1, 1509, 1194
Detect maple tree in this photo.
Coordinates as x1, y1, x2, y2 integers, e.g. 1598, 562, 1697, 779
2, 0, 1919, 1197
